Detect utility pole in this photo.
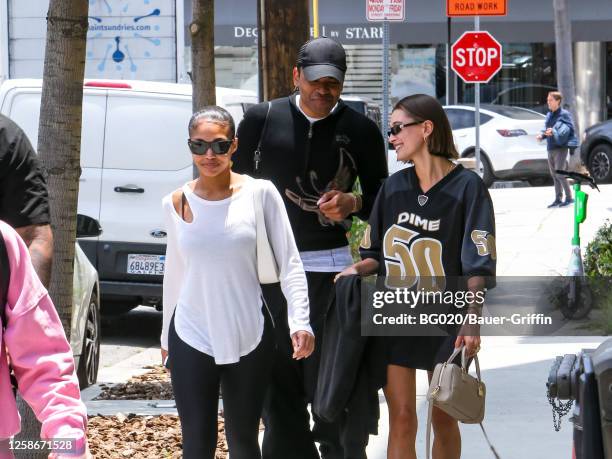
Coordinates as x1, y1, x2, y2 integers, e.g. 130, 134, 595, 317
552, 0, 579, 134
257, 0, 309, 101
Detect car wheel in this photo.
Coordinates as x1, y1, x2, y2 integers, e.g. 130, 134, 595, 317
465, 151, 495, 187
588, 143, 612, 182
77, 292, 101, 389
480, 155, 496, 187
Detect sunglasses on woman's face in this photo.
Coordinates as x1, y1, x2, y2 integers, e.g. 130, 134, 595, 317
387, 120, 424, 137
187, 138, 234, 155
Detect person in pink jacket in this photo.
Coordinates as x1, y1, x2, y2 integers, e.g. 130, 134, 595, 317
0, 220, 89, 459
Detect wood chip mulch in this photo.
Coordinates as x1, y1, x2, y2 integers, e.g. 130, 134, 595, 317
95, 365, 173, 400
87, 414, 228, 458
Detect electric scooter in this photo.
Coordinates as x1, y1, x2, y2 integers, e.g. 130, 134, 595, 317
554, 169, 599, 319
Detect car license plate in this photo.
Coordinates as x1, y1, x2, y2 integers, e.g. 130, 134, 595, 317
127, 254, 165, 275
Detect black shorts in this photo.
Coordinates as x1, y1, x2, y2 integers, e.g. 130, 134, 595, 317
386, 335, 457, 372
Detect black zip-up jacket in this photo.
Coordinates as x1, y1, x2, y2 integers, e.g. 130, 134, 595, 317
233, 94, 388, 251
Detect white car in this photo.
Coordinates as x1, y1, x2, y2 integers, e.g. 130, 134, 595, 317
71, 214, 102, 388
444, 104, 549, 186
387, 104, 548, 184
0, 79, 258, 313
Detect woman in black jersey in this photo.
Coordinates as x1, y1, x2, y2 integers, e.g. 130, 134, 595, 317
336, 94, 496, 459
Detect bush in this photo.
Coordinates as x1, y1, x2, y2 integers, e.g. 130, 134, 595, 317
584, 219, 612, 329
584, 219, 612, 276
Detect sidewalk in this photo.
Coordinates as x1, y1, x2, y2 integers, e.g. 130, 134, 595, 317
367, 183, 612, 457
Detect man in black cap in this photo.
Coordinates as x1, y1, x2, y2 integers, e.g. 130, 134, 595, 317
233, 37, 388, 459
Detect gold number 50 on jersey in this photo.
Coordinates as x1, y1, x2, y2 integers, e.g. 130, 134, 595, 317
383, 224, 446, 291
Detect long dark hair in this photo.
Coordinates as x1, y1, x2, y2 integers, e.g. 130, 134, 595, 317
393, 94, 458, 159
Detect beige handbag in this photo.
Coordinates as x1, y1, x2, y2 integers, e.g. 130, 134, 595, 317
254, 183, 280, 284
425, 346, 500, 459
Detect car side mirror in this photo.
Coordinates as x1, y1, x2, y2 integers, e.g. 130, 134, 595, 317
76, 214, 102, 238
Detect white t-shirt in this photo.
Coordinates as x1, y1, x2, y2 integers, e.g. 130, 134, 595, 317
160, 177, 312, 364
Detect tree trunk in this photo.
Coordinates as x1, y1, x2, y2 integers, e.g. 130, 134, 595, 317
14, 2, 89, 457
552, 0, 579, 134
257, 0, 310, 101
190, 0, 216, 112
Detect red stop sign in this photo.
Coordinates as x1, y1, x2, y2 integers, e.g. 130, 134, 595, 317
451, 31, 502, 83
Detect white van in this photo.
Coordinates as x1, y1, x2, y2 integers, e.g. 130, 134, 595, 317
0, 79, 257, 312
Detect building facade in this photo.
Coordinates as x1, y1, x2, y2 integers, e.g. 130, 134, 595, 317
0, 0, 610, 129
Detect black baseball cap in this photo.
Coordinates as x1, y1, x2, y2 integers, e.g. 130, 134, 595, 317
296, 37, 347, 83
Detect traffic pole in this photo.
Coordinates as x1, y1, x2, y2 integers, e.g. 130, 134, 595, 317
474, 15, 482, 179
313, 0, 319, 37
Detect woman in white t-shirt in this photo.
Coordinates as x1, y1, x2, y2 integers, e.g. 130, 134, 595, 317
160, 106, 314, 459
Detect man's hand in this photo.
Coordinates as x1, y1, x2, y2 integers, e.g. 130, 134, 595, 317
14, 223, 53, 288
291, 331, 315, 360
544, 128, 553, 137
317, 190, 355, 221
161, 348, 170, 373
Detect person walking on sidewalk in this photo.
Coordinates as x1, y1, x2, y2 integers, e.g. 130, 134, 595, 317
336, 94, 497, 459
537, 91, 578, 208
0, 221, 90, 459
233, 37, 388, 459
160, 106, 314, 459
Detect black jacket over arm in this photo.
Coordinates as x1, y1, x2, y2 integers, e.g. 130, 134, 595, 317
313, 275, 387, 454
233, 95, 388, 252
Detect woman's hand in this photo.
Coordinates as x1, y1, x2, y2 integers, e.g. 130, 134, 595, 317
334, 259, 380, 283
291, 331, 315, 360
455, 334, 481, 358
161, 348, 170, 373
334, 265, 359, 283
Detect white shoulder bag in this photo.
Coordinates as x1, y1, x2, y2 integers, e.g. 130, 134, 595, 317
254, 183, 280, 284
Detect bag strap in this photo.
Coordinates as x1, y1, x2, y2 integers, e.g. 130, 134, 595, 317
461, 347, 483, 383
0, 229, 9, 330
254, 183, 265, 237
425, 399, 500, 459
253, 101, 272, 174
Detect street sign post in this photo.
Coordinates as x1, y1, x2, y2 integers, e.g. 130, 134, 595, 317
366, 0, 405, 140
447, 0, 507, 16
451, 29, 502, 180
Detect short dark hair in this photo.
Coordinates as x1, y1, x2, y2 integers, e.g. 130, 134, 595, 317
393, 94, 458, 159
548, 91, 563, 103
188, 105, 235, 138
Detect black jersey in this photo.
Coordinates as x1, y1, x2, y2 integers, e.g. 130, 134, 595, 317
360, 164, 496, 287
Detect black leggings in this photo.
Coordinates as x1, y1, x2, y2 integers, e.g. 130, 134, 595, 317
168, 312, 274, 459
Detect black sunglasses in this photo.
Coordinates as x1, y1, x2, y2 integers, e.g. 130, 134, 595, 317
387, 121, 424, 137
187, 138, 234, 155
